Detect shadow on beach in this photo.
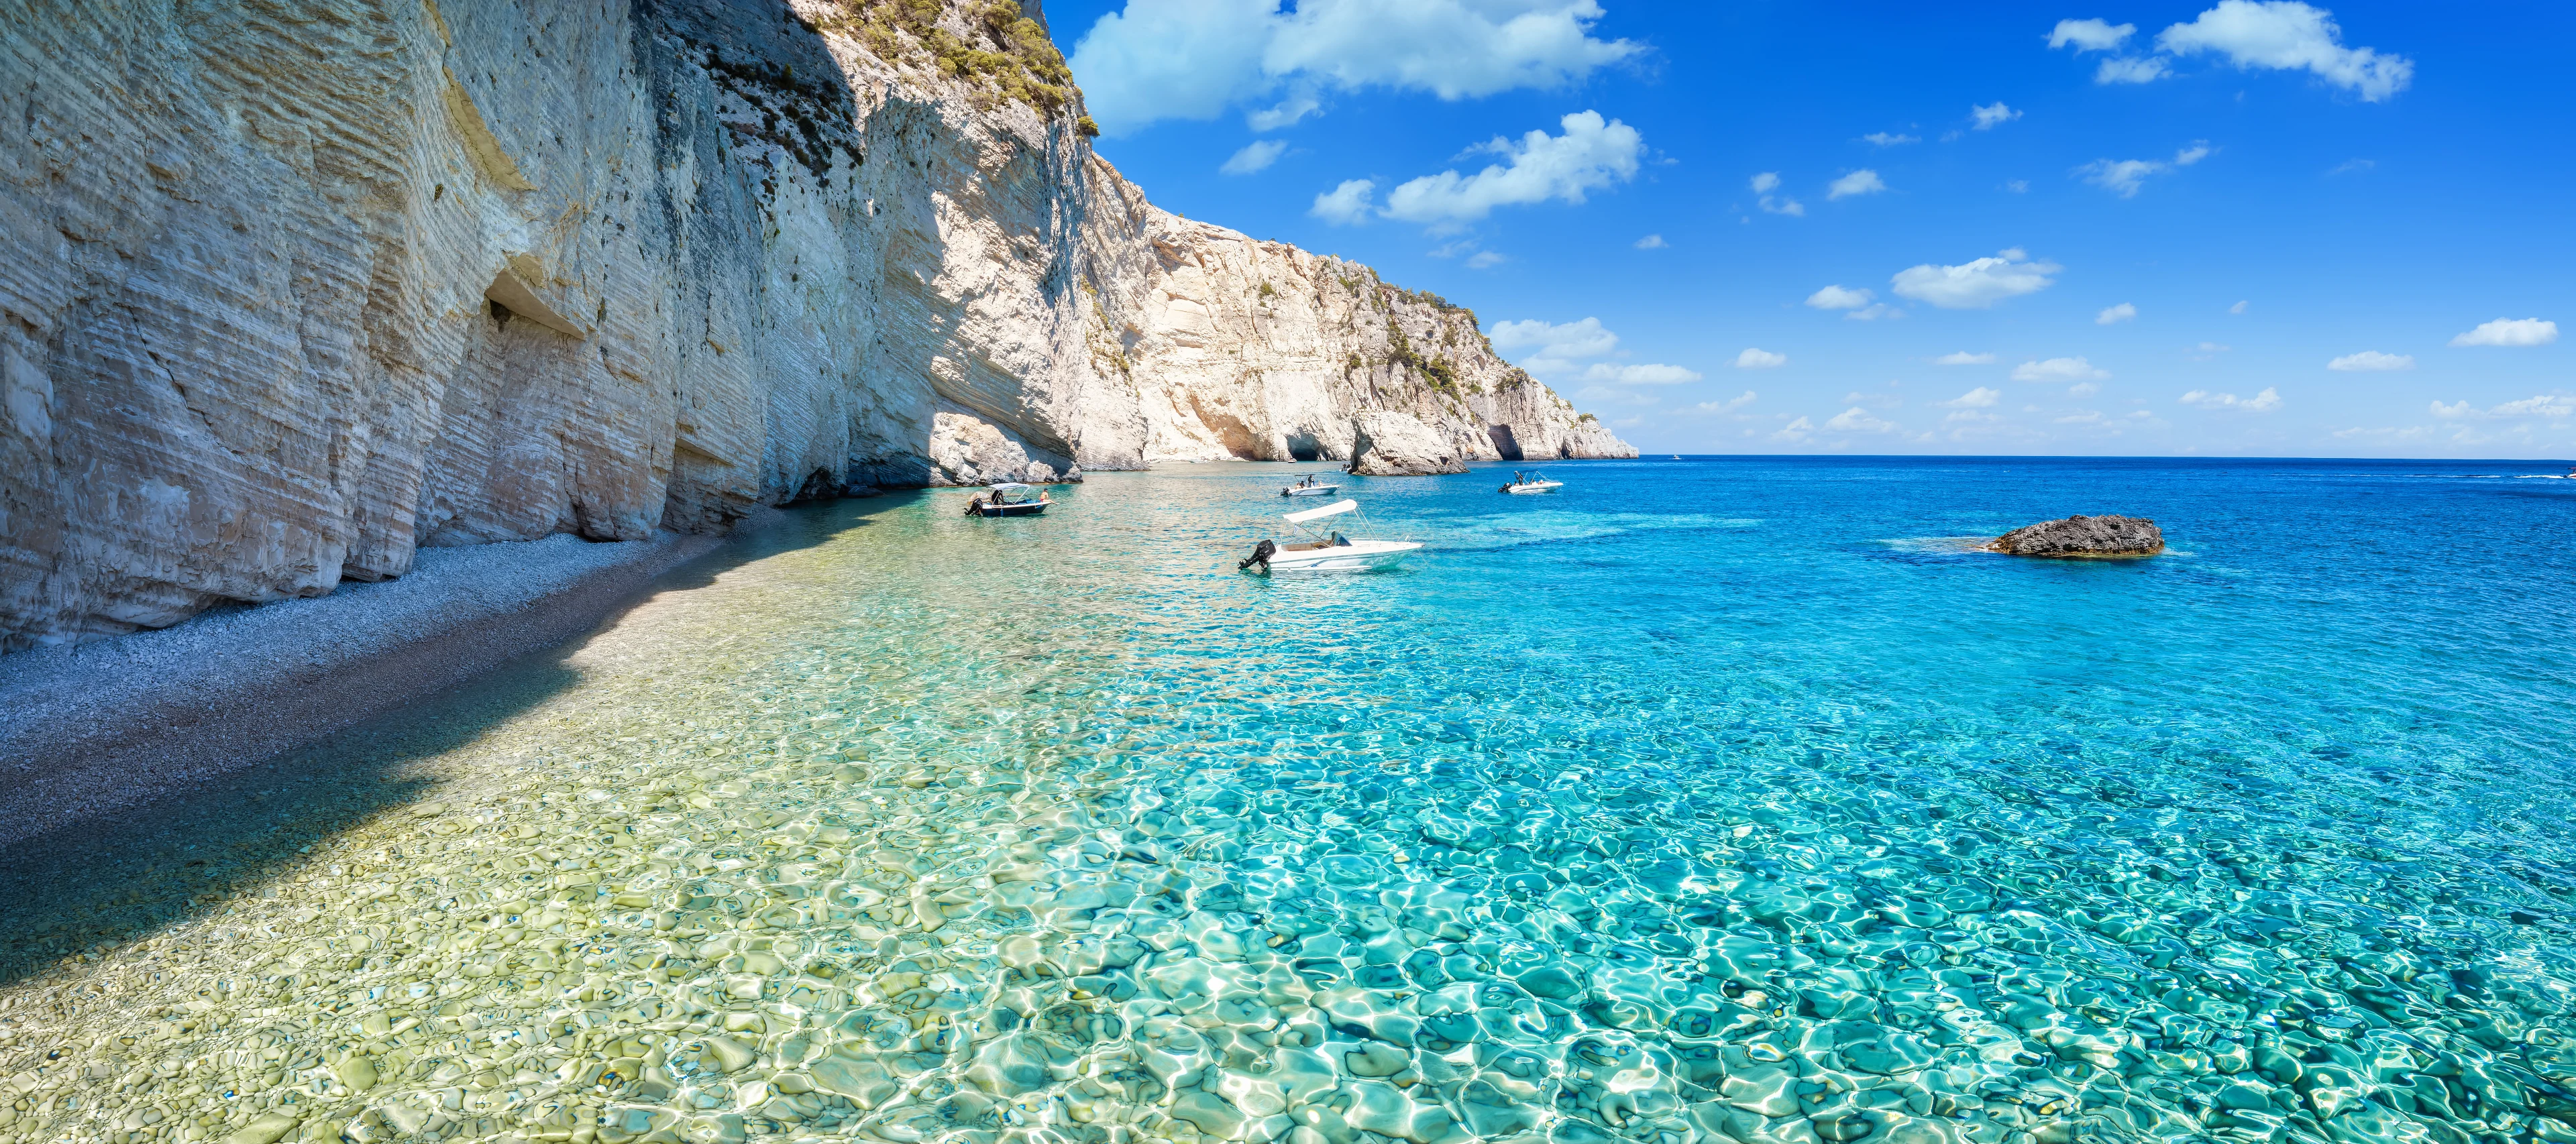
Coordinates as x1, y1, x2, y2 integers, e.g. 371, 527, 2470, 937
0, 494, 916, 988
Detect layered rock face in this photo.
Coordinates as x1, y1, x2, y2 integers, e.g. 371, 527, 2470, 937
1348, 412, 1468, 477
0, 0, 1631, 650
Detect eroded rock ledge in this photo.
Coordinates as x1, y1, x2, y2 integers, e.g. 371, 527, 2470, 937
0, 0, 1632, 650
1348, 412, 1470, 477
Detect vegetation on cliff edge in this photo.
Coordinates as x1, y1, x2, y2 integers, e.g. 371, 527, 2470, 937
819, 0, 1078, 117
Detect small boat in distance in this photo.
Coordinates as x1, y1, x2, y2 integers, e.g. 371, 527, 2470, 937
1239, 499, 1421, 573
965, 483, 1050, 517
1500, 470, 1564, 495
1281, 474, 1341, 497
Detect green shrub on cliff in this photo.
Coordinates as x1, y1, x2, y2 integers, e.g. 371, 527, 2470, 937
821, 0, 1079, 117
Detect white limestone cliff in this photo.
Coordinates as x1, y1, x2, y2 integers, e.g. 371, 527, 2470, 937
1348, 412, 1470, 477
0, 0, 1634, 650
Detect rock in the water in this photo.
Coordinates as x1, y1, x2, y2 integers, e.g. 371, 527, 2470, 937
1987, 514, 2165, 557
1348, 412, 1470, 476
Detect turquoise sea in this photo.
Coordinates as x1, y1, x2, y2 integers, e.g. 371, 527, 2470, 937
7, 456, 2576, 1144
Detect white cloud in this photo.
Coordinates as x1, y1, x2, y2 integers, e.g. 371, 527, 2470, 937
2049, 18, 2136, 51
1491, 316, 1617, 362
1825, 407, 1896, 433
1585, 363, 1701, 385
2080, 160, 2163, 197
2328, 158, 2375, 176
1311, 179, 1377, 224
1773, 416, 1815, 442
2097, 302, 2139, 325
1933, 351, 1996, 365
1941, 386, 2002, 408
1492, 316, 1695, 386
2432, 395, 2575, 420
1379, 111, 1642, 229
2078, 142, 2212, 196
2326, 350, 2414, 371
1633, 234, 1668, 250
2230, 300, 2250, 314
1220, 139, 1288, 175
1572, 385, 1659, 406
2004, 179, 2030, 193
2013, 356, 2110, 382
2157, 0, 2414, 102
2095, 56, 2173, 84
1891, 248, 2060, 309
1970, 102, 2022, 129
1069, 0, 1645, 135
1697, 392, 1758, 413
1749, 173, 1803, 215
1246, 91, 1322, 132
1845, 303, 1903, 322
2450, 318, 2559, 348
1827, 169, 1890, 199
2057, 410, 2106, 424
1464, 250, 1507, 270
1862, 132, 1919, 147
1734, 348, 1788, 369
1805, 285, 1874, 310
2182, 387, 2284, 410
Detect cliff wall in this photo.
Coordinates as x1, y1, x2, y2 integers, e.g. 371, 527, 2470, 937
0, 0, 1633, 650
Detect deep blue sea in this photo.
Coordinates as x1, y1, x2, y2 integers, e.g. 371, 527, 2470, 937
12, 456, 2576, 1144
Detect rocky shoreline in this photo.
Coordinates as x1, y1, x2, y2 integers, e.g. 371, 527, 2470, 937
0, 527, 735, 848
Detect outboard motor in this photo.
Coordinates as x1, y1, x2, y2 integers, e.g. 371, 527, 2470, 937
1238, 538, 1277, 571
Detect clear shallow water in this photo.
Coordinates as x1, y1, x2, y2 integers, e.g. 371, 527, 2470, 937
7, 457, 2576, 1144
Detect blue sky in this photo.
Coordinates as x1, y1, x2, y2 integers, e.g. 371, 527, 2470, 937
1049, 0, 2573, 457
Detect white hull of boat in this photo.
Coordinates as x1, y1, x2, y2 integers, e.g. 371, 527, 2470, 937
1503, 481, 1563, 494
1282, 485, 1342, 497
1262, 539, 1421, 572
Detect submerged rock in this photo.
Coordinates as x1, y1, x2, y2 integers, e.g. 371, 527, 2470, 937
1348, 412, 1470, 476
1987, 514, 2165, 557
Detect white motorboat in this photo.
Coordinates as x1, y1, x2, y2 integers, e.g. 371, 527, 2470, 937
1238, 499, 1421, 573
1280, 476, 1342, 497
965, 483, 1049, 517
1500, 469, 1563, 495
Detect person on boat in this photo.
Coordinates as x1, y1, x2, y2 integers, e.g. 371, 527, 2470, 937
965, 494, 985, 516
